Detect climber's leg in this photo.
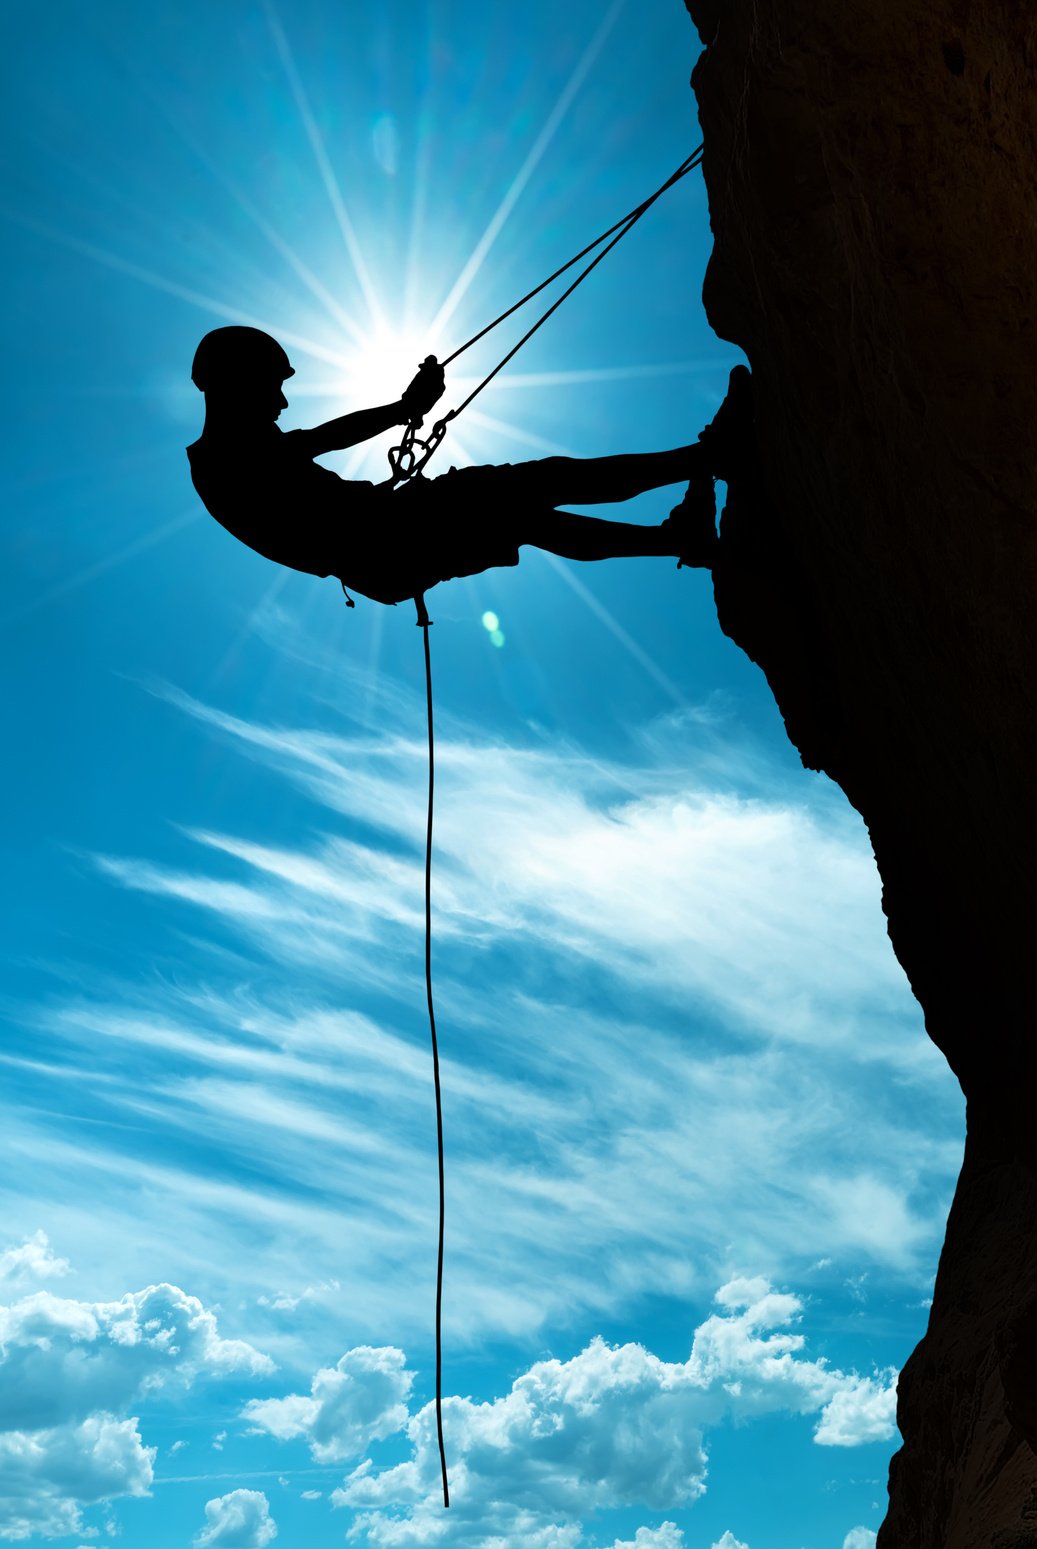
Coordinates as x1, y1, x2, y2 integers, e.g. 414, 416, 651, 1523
429, 443, 712, 508
521, 476, 717, 566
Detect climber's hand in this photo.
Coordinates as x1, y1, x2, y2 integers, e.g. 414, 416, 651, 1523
401, 356, 446, 423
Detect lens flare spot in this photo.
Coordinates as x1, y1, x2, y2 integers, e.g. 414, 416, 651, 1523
481, 610, 500, 632
490, 628, 505, 648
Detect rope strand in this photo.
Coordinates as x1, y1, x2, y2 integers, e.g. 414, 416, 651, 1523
440, 147, 702, 368
446, 148, 702, 422
395, 149, 704, 479
421, 615, 450, 1510
403, 152, 706, 1501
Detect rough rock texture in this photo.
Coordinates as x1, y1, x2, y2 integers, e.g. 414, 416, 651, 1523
685, 3, 1037, 1544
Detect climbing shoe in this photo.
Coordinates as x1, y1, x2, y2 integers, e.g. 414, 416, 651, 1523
696, 364, 753, 481
661, 475, 719, 569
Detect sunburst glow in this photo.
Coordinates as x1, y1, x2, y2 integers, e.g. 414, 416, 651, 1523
341, 324, 440, 416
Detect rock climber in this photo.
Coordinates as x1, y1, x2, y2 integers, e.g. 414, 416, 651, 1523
186, 325, 747, 607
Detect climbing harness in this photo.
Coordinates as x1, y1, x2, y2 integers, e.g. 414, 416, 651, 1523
388, 145, 703, 484
385, 149, 704, 1511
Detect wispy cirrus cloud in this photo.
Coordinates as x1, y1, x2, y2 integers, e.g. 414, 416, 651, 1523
103, 676, 939, 1068
8, 669, 962, 1352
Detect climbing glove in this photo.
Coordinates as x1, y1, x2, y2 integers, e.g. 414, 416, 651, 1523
401, 356, 446, 422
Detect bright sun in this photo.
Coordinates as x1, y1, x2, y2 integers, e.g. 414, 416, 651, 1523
343, 325, 438, 414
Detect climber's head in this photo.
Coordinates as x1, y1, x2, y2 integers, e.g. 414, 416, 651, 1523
191, 326, 294, 421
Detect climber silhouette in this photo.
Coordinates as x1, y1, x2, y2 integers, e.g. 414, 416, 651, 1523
186, 326, 748, 607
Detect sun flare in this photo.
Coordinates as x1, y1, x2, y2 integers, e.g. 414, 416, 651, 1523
343, 324, 439, 413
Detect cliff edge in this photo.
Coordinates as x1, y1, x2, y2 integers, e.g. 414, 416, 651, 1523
686, 3, 1037, 1544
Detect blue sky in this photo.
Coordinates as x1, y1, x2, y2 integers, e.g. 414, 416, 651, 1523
0, 2, 966, 1546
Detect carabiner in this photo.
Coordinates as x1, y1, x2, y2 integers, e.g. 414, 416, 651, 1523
388, 411, 455, 484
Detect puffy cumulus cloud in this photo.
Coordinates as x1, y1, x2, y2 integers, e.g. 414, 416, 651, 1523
814, 1380, 898, 1447
842, 1531, 877, 1549
195, 1489, 277, 1547
242, 1346, 412, 1463
335, 1339, 709, 1542
0, 1252, 273, 1540
614, 1526, 685, 1549
0, 1414, 153, 1540
0, 1233, 70, 1290
0, 1281, 273, 1432
325, 1280, 897, 1548
711, 1535, 749, 1549
686, 1281, 898, 1445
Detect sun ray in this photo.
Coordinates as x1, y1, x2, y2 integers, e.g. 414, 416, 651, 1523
138, 87, 367, 349
403, 66, 437, 328
541, 553, 689, 709
426, 0, 626, 350
429, 429, 478, 469
485, 361, 727, 389
206, 571, 292, 691
0, 206, 352, 373
340, 444, 378, 478
263, 0, 387, 334
461, 408, 576, 458
5, 508, 203, 627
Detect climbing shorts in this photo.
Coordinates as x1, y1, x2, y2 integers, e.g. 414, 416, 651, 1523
334, 464, 524, 606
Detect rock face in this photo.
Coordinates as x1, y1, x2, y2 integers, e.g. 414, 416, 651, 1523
685, 2, 1037, 1544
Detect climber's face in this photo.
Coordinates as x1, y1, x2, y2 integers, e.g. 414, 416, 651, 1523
253, 379, 290, 421
209, 377, 289, 422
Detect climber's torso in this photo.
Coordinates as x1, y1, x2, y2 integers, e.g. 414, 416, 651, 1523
186, 424, 380, 579
187, 426, 520, 607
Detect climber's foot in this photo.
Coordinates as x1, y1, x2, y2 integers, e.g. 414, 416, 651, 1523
660, 476, 718, 569
696, 364, 753, 481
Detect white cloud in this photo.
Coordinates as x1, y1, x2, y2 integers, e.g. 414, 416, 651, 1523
6, 668, 960, 1549
258, 1278, 340, 1313
711, 1535, 749, 1549
0, 1282, 272, 1432
0, 1415, 153, 1541
614, 1527, 685, 1549
814, 1379, 898, 1447
246, 1279, 894, 1547
0, 1252, 273, 1541
243, 1347, 412, 1463
0, 1233, 70, 1289
338, 1337, 712, 1520
107, 683, 942, 1078
98, 712, 912, 1060
842, 1531, 877, 1549
714, 1277, 771, 1309
683, 1282, 898, 1443
37, 688, 963, 1350
195, 1489, 277, 1548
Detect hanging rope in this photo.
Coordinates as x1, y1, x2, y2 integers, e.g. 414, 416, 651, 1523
440, 145, 703, 371
389, 146, 703, 482
392, 151, 706, 1508
415, 593, 450, 1509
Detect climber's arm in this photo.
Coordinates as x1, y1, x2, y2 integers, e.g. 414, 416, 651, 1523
289, 360, 446, 459
292, 402, 409, 458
